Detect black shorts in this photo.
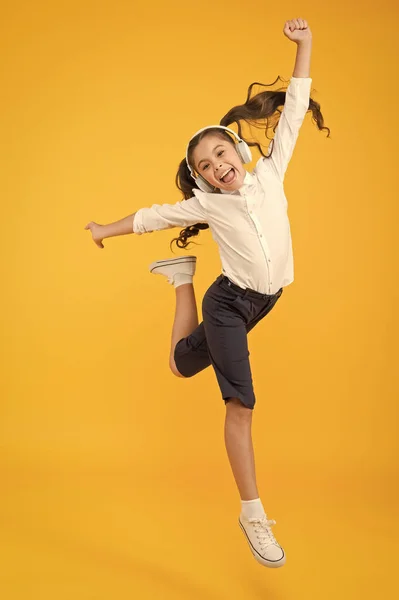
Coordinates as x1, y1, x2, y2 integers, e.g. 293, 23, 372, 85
174, 274, 283, 409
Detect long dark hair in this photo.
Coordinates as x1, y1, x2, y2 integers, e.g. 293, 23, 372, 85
170, 76, 331, 250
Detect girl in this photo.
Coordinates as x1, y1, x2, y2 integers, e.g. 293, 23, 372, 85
85, 18, 330, 568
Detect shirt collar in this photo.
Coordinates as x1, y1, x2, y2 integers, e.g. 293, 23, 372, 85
220, 170, 254, 195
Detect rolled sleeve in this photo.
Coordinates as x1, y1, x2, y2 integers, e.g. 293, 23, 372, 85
133, 195, 207, 235
259, 76, 312, 182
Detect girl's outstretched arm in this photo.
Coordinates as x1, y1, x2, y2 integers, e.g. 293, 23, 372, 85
84, 213, 136, 249
85, 194, 207, 249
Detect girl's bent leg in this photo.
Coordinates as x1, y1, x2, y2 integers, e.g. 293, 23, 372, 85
224, 398, 259, 500
170, 283, 199, 377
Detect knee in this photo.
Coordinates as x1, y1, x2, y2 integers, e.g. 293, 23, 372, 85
225, 397, 253, 421
169, 357, 185, 378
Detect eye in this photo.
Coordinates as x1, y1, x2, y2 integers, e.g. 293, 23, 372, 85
202, 150, 224, 171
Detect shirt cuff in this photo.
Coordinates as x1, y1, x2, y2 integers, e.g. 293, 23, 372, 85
291, 76, 312, 81
132, 210, 144, 235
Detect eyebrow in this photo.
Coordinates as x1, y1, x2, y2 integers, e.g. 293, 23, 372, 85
197, 144, 225, 168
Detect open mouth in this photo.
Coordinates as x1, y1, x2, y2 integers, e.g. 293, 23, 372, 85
220, 168, 236, 184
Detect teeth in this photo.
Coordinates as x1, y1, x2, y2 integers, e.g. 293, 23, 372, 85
220, 167, 232, 181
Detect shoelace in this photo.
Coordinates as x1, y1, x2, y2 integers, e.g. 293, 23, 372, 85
248, 516, 278, 548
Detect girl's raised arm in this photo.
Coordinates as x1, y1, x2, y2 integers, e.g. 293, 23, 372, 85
260, 18, 313, 183
284, 18, 312, 77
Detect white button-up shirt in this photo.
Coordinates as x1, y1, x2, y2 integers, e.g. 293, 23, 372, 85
133, 76, 312, 295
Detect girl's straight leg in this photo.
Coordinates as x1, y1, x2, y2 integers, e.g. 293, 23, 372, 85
224, 398, 259, 500
169, 283, 199, 376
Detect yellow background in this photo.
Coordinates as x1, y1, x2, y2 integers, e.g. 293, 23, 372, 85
1, 0, 398, 598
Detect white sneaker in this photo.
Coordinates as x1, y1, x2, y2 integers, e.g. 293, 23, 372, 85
239, 515, 286, 568
149, 256, 197, 285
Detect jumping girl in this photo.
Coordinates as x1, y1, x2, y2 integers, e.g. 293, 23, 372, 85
85, 18, 330, 568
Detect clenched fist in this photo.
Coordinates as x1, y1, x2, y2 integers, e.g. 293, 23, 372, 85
283, 18, 312, 44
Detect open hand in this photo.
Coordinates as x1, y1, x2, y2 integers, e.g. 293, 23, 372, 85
84, 221, 105, 249
283, 18, 312, 44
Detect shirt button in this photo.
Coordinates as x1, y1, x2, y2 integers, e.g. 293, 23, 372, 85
260, 233, 263, 238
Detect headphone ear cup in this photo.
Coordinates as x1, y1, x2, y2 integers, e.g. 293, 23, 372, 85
236, 140, 252, 164
195, 174, 215, 193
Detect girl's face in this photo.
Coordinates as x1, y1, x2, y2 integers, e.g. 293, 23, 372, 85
191, 134, 246, 192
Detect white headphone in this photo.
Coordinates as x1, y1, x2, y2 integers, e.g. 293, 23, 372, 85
185, 125, 252, 193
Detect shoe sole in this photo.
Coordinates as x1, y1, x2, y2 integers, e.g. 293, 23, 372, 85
149, 256, 197, 273
239, 518, 286, 568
